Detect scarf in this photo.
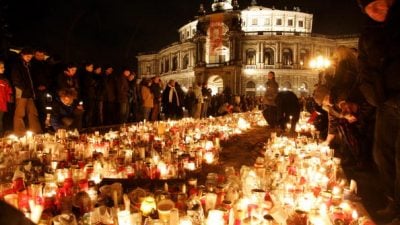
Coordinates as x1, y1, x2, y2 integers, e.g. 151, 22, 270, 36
168, 85, 180, 106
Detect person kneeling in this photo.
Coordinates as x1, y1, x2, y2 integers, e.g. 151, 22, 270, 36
50, 88, 83, 131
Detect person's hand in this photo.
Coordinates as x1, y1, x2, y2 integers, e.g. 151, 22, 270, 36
77, 105, 84, 111
344, 114, 357, 123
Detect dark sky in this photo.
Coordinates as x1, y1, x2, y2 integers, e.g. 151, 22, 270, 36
4, 0, 366, 68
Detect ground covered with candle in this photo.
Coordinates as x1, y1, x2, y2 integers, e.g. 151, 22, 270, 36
0, 111, 388, 225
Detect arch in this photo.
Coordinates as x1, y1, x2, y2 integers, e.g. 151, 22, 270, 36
264, 47, 274, 65
165, 58, 170, 72
207, 75, 224, 95
299, 49, 310, 67
172, 56, 178, 71
282, 48, 293, 66
246, 81, 256, 89
182, 54, 189, 70
246, 48, 256, 65
281, 81, 292, 90
245, 81, 256, 96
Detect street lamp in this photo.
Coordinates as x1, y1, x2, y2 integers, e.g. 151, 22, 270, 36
309, 55, 331, 85
309, 55, 331, 70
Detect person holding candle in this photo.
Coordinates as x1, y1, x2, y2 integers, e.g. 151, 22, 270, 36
50, 88, 84, 131
356, 0, 400, 223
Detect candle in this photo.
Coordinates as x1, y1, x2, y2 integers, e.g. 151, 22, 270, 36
118, 210, 132, 225
205, 192, 218, 212
207, 209, 224, 225
204, 152, 214, 164
157, 199, 174, 223
140, 196, 156, 216
179, 216, 193, 225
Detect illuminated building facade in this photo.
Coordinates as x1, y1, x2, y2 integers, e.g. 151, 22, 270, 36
137, 0, 358, 96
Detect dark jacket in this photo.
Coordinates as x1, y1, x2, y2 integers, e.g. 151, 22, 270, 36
50, 97, 79, 131
104, 74, 117, 102
10, 57, 36, 98
30, 58, 50, 90
57, 72, 79, 94
358, 1, 400, 106
150, 82, 163, 104
116, 74, 130, 103
358, 22, 386, 107
80, 70, 97, 100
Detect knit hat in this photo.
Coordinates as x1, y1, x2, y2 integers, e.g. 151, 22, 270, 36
357, 0, 375, 9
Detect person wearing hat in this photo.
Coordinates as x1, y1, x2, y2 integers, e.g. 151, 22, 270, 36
357, 0, 400, 223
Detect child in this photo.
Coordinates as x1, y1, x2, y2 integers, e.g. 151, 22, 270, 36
0, 60, 12, 136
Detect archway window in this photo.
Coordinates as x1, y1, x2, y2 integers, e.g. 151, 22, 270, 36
264, 48, 274, 65
165, 59, 170, 72
299, 49, 310, 67
246, 81, 256, 96
246, 49, 256, 65
282, 81, 292, 90
299, 82, 308, 91
182, 54, 189, 70
172, 56, 178, 71
282, 48, 293, 66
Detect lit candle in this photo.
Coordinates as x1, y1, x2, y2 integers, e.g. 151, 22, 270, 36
117, 210, 132, 225
204, 152, 214, 164
140, 196, 156, 216
179, 216, 193, 225
205, 193, 218, 212
207, 209, 224, 225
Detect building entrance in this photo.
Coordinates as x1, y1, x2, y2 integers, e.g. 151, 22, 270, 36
207, 75, 224, 95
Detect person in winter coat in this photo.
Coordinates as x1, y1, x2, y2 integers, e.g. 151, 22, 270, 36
140, 78, 154, 121
11, 48, 42, 135
50, 88, 83, 131
262, 71, 279, 128
0, 60, 12, 136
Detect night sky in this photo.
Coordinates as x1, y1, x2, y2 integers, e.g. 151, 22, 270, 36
3, 0, 366, 68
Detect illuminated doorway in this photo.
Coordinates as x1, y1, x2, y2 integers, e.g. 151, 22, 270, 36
207, 75, 224, 95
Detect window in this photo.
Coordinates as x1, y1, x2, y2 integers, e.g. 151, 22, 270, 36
276, 18, 282, 26
165, 59, 169, 72
246, 49, 256, 65
288, 19, 293, 26
172, 56, 178, 71
187, 31, 190, 38
299, 49, 309, 67
182, 54, 189, 69
265, 18, 270, 25
192, 29, 196, 35
282, 81, 292, 90
146, 65, 151, 75
264, 48, 274, 65
160, 62, 164, 73
298, 21, 304, 27
252, 18, 258, 25
282, 48, 293, 66
245, 81, 256, 96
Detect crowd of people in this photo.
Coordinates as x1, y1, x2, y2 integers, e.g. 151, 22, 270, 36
0, 48, 267, 137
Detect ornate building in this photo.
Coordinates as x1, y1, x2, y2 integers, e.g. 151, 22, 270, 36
137, 0, 358, 96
